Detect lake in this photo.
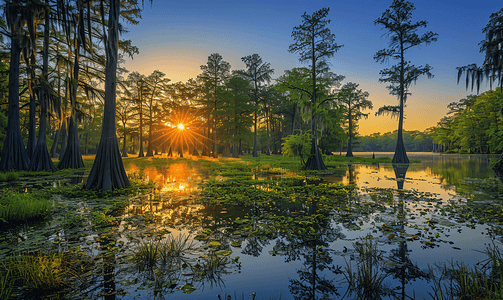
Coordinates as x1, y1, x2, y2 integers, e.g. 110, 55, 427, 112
2, 152, 502, 300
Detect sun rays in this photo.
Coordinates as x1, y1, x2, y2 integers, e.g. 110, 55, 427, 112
153, 105, 212, 156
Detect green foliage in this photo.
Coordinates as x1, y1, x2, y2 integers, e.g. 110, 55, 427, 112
354, 130, 434, 152
0, 269, 13, 300
281, 132, 312, 165
92, 207, 118, 227
0, 189, 51, 223
431, 89, 503, 153
0, 172, 19, 181
457, 8, 503, 93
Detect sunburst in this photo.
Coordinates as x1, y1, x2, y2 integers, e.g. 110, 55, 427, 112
153, 105, 211, 156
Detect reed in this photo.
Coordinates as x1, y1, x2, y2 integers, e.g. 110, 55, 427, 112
0, 189, 51, 222
0, 269, 14, 300
343, 237, 390, 299
430, 244, 503, 300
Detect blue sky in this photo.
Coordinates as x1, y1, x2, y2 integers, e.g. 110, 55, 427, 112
122, 0, 501, 135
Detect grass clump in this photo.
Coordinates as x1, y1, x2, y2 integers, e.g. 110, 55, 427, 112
343, 237, 390, 299
0, 269, 14, 300
0, 189, 51, 223
431, 244, 503, 300
0, 172, 19, 182
133, 234, 195, 269
3, 249, 90, 298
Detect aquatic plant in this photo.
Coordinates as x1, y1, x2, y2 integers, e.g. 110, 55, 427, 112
431, 244, 503, 300
158, 234, 195, 264
4, 249, 90, 298
0, 189, 51, 223
133, 234, 195, 269
0, 172, 19, 182
343, 237, 391, 299
0, 269, 13, 300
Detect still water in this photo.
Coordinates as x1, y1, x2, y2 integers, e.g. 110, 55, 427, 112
118, 153, 502, 300
3, 153, 502, 300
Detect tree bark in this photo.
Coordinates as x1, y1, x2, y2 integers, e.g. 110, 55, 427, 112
303, 40, 326, 170
252, 105, 258, 157
138, 101, 144, 157
29, 6, 57, 172
0, 24, 30, 171
50, 128, 60, 158
346, 106, 353, 157
392, 41, 409, 164
59, 117, 68, 159
84, 0, 130, 191
58, 4, 84, 169
122, 131, 128, 157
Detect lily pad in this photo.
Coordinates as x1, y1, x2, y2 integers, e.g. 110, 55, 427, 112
182, 283, 196, 294
208, 241, 221, 247
215, 249, 232, 256
230, 241, 242, 247
194, 234, 208, 241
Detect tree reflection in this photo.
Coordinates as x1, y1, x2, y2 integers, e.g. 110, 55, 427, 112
388, 164, 429, 299
271, 196, 344, 300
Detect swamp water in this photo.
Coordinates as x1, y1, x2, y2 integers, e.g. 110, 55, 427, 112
1, 153, 503, 300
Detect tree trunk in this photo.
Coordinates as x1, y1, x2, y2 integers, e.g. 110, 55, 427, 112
303, 51, 326, 170
84, 0, 130, 191
29, 7, 57, 172
122, 131, 128, 157
392, 98, 409, 163
50, 128, 60, 158
213, 101, 218, 158
393, 43, 409, 164
27, 89, 37, 159
146, 104, 153, 156
58, 116, 84, 169
59, 117, 68, 159
252, 107, 258, 157
58, 5, 84, 169
0, 25, 30, 171
138, 103, 144, 157
346, 108, 353, 157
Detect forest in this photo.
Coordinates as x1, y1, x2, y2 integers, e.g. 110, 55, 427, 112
0, 0, 502, 183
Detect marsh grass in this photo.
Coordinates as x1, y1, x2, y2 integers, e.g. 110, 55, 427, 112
4, 249, 90, 298
430, 244, 503, 300
343, 237, 390, 299
0, 189, 51, 223
0, 269, 13, 300
0, 172, 19, 182
133, 234, 195, 268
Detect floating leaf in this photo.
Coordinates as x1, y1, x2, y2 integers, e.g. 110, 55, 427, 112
215, 249, 232, 256
208, 241, 221, 247
182, 283, 196, 294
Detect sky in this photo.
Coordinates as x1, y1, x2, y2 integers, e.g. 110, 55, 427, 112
121, 0, 502, 136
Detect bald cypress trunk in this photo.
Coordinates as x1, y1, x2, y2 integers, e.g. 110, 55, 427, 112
58, 3, 84, 169
0, 25, 30, 171
392, 52, 409, 164
303, 44, 326, 171
84, 0, 129, 191
346, 107, 353, 157
29, 6, 57, 172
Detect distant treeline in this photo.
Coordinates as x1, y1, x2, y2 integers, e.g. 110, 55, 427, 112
431, 88, 503, 154
351, 130, 434, 153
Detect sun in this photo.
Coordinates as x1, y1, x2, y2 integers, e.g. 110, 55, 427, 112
177, 123, 185, 130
